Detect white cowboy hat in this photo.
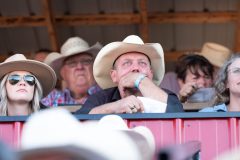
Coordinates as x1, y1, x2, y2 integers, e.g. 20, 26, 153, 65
0, 54, 56, 97
93, 35, 165, 89
97, 115, 155, 160
197, 42, 231, 67
50, 37, 102, 78
19, 108, 144, 160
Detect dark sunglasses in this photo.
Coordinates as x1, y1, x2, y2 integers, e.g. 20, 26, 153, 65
8, 74, 36, 86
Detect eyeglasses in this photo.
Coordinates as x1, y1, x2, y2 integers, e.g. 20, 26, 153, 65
8, 74, 36, 86
64, 59, 93, 68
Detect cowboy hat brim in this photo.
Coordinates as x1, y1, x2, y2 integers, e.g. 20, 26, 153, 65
18, 145, 107, 160
51, 42, 102, 79
93, 42, 165, 89
0, 60, 56, 97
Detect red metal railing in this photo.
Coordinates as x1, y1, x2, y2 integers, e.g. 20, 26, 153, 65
1, 112, 240, 160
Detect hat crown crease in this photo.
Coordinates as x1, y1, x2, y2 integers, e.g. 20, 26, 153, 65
61, 37, 90, 55
4, 54, 27, 62
123, 35, 144, 45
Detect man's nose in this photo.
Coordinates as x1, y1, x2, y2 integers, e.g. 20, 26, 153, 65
75, 62, 84, 68
131, 63, 140, 72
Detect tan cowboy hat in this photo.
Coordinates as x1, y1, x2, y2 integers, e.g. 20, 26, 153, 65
93, 35, 165, 89
197, 42, 231, 67
0, 54, 56, 97
19, 108, 145, 160
50, 37, 102, 78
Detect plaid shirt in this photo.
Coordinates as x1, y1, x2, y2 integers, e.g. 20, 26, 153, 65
41, 85, 101, 107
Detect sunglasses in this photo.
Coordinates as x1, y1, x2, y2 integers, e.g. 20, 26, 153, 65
8, 74, 36, 86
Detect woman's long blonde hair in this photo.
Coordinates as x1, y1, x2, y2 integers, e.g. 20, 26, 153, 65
0, 73, 43, 116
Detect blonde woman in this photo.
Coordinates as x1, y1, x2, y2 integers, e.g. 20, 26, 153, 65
0, 54, 56, 116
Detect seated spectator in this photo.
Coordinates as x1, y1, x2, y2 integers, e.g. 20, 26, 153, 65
76, 35, 184, 114
200, 54, 240, 112
32, 49, 51, 62
41, 37, 102, 107
176, 54, 214, 103
18, 108, 155, 160
0, 54, 56, 116
160, 42, 231, 95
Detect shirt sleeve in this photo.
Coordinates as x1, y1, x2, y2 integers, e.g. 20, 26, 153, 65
75, 91, 107, 114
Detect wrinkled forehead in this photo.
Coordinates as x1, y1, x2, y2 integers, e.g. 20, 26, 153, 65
113, 51, 151, 66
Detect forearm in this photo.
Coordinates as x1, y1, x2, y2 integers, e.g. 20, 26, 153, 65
138, 77, 168, 103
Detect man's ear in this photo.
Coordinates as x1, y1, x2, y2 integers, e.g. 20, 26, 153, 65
149, 68, 154, 79
110, 69, 117, 83
60, 67, 66, 80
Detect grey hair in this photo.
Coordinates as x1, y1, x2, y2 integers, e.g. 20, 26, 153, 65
0, 73, 43, 116
214, 54, 240, 105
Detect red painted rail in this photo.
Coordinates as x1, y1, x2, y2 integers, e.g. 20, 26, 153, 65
1, 112, 240, 160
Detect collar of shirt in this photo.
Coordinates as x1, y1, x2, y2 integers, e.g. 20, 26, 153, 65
213, 103, 227, 112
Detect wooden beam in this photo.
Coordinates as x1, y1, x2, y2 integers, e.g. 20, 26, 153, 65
55, 14, 141, 25
139, 0, 149, 42
149, 11, 238, 24
0, 11, 237, 28
42, 0, 59, 51
0, 16, 46, 27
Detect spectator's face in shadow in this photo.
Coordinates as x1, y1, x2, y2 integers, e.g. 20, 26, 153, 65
60, 53, 95, 95
6, 71, 35, 103
226, 58, 240, 95
34, 52, 48, 62
183, 68, 213, 88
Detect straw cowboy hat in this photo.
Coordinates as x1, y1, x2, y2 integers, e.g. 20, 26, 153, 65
50, 37, 102, 78
197, 42, 231, 67
19, 108, 148, 160
0, 54, 56, 97
94, 35, 165, 89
